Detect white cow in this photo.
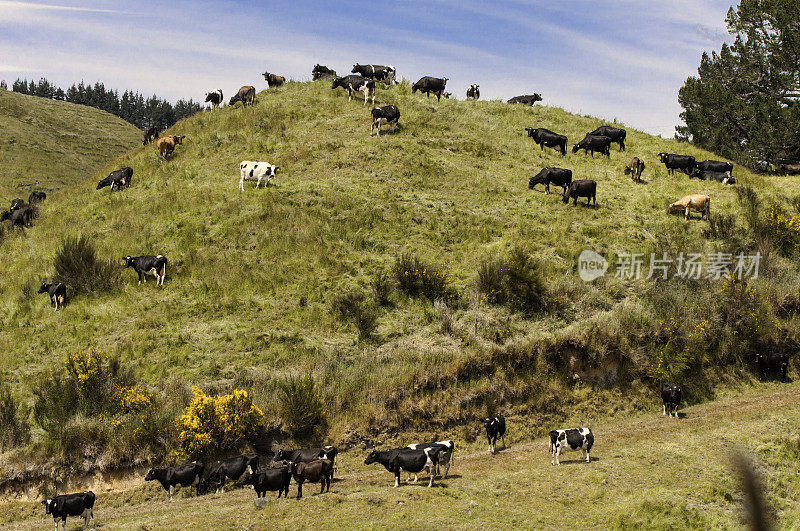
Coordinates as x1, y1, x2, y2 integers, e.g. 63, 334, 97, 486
239, 161, 279, 191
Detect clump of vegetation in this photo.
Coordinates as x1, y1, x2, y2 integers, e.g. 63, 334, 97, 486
331, 289, 379, 339
477, 248, 546, 315
0, 382, 30, 450
433, 298, 455, 335
276, 374, 326, 440
393, 253, 454, 301
764, 205, 800, 257
53, 236, 121, 294
371, 272, 394, 307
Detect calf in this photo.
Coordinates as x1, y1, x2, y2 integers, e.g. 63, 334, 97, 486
38, 282, 66, 311
204, 89, 223, 109
466, 84, 480, 100
331, 75, 375, 105
1, 205, 33, 227
406, 440, 454, 478
483, 414, 506, 454
312, 64, 336, 80
658, 152, 696, 176
588, 126, 626, 151
507, 94, 542, 105
229, 85, 256, 107
351, 63, 397, 85
697, 160, 733, 174
572, 134, 612, 157
143, 125, 159, 145
364, 447, 441, 487
290, 459, 332, 499
624, 157, 645, 182
756, 351, 790, 382
668, 194, 710, 220
145, 462, 204, 501
239, 161, 279, 190
661, 382, 681, 417
42, 491, 94, 531
29, 190, 46, 204
124, 255, 168, 285
275, 446, 338, 478
203, 453, 259, 494
525, 127, 567, 157
96, 167, 133, 192
371, 105, 400, 136
563, 179, 597, 206
443, 91, 453, 99
157, 135, 185, 161
412, 76, 449, 101
529, 167, 572, 194
239, 466, 291, 498
263, 71, 286, 88
549, 428, 594, 465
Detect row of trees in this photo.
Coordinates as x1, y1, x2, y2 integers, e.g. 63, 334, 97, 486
3, 77, 202, 132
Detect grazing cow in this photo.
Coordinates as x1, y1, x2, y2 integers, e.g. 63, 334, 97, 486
289, 459, 332, 499
691, 169, 734, 184
588, 126, 626, 151
364, 447, 442, 487
661, 382, 681, 417
123, 255, 168, 285
351, 63, 397, 85
239, 466, 291, 498
10, 198, 25, 211
756, 351, 790, 382
29, 190, 46, 204
412, 76, 449, 101
239, 161, 279, 190
331, 75, 375, 105
563, 179, 597, 206
781, 163, 800, 176
371, 105, 400, 136
96, 167, 133, 192
204, 89, 223, 109
658, 152, 696, 176
443, 92, 453, 99
157, 135, 185, 161
507, 94, 542, 105
624, 157, 645, 182
572, 135, 612, 157
42, 491, 94, 531
1, 205, 33, 227
203, 453, 259, 494
406, 440, 454, 478
466, 84, 480, 100
549, 428, 594, 465
262, 71, 286, 88
38, 282, 66, 311
145, 462, 204, 501
529, 167, 572, 194
143, 125, 159, 145
483, 414, 506, 454
668, 194, 710, 220
697, 160, 733, 175
229, 85, 256, 107
275, 446, 338, 478
312, 64, 336, 80
525, 127, 567, 157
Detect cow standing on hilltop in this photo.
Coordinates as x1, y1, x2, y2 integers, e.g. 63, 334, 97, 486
351, 64, 397, 85
508, 94, 542, 105
143, 125, 159, 145
263, 72, 286, 88
466, 84, 480, 100
204, 89, 223, 110
229, 86, 256, 107
412, 76, 449, 101
331, 75, 375, 105
312, 64, 336, 80
588, 126, 626, 151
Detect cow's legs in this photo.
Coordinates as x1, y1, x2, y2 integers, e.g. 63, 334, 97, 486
394, 473, 400, 487
297, 480, 303, 499
555, 448, 561, 465
662, 403, 666, 416
169, 485, 174, 501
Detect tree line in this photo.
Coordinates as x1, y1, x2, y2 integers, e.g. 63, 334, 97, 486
2, 77, 202, 132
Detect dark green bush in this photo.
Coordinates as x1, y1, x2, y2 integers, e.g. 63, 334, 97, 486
393, 253, 455, 301
0, 383, 30, 450
371, 272, 394, 307
277, 374, 326, 440
331, 290, 379, 339
54, 235, 121, 294
477, 248, 546, 315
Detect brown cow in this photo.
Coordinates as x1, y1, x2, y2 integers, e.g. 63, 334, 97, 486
229, 86, 256, 107
157, 135, 185, 161
624, 157, 645, 182
289, 459, 332, 499
781, 163, 800, 176
262, 72, 286, 88
668, 194, 710, 220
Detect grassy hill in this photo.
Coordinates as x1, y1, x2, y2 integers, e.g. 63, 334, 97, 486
0, 90, 141, 198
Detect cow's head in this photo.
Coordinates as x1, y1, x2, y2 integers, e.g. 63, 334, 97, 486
658, 152, 668, 163
262, 71, 270, 80
351, 64, 360, 73
176, 135, 185, 144
442, 77, 449, 85
238, 470, 255, 487
274, 449, 291, 462
96, 179, 107, 190
667, 202, 682, 214
42, 499, 54, 514
144, 468, 158, 481
571, 143, 581, 153
364, 451, 379, 465
37, 283, 50, 294
482, 417, 494, 430
331, 77, 343, 90
123, 256, 134, 268
562, 188, 571, 203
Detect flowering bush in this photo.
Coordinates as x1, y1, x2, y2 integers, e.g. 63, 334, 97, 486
115, 386, 152, 414
393, 253, 455, 301
765, 205, 800, 257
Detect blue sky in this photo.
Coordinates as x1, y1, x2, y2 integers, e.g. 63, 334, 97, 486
0, 0, 734, 136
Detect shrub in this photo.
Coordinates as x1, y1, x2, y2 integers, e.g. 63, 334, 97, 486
393, 253, 455, 301
276, 374, 326, 439
764, 205, 800, 257
65, 349, 134, 415
476, 249, 546, 315
434, 298, 455, 335
702, 212, 737, 241
0, 383, 30, 450
54, 235, 121, 294
332, 290, 380, 339
32, 371, 79, 448
371, 272, 394, 306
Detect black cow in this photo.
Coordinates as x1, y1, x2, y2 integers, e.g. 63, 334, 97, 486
658, 152, 696, 176
38, 282, 66, 311
483, 414, 506, 454
691, 169, 735, 184
351, 63, 397, 85
290, 459, 332, 499
466, 84, 480, 100
229, 85, 256, 107
42, 491, 95, 530
529, 167, 572, 194
96, 167, 133, 192
697, 160, 733, 174
405, 440, 454, 478
371, 105, 400, 136
661, 382, 681, 417
412, 76, 449, 101
123, 255, 168, 286
549, 428, 593, 465
572, 135, 612, 157
756, 351, 790, 382
1, 205, 33, 227
364, 447, 442, 487
275, 446, 338, 478
203, 453, 259, 493
563, 179, 597, 206
507, 94, 542, 105
312, 64, 336, 80
10, 198, 25, 211
145, 462, 204, 501
204, 89, 223, 110
143, 125, 159, 145
525, 127, 567, 157
331, 75, 375, 105
624, 157, 645, 182
239, 466, 291, 498
589, 126, 626, 151
29, 191, 46, 204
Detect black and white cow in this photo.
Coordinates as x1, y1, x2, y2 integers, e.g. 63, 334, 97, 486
364, 447, 442, 487
371, 105, 400, 136
443, 92, 453, 99
143, 125, 159, 145
658, 153, 696, 176
312, 64, 337, 80
588, 126, 626, 151
96, 167, 133, 192
563, 179, 597, 206
351, 64, 397, 85
42, 491, 95, 531
239, 466, 291, 498
507, 94, 542, 105
572, 135, 612, 157
204, 89, 223, 110
406, 440, 454, 478
661, 382, 681, 417
203, 453, 259, 493
466, 84, 480, 100
529, 167, 572, 194
275, 446, 338, 478
697, 160, 734, 175
691, 169, 734, 184
239, 161, 279, 190
123, 255, 167, 286
483, 414, 506, 454
145, 462, 204, 501
38, 282, 66, 311
525, 127, 567, 157
412, 76, 449, 101
756, 351, 790, 382
29, 190, 46, 204
549, 428, 593, 465
331, 75, 375, 105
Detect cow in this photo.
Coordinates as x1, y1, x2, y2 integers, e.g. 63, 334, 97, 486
756, 351, 790, 382
42, 491, 94, 531
289, 459, 332, 499
143, 125, 159, 145
123, 255, 168, 285
668, 194, 710, 220
443, 92, 453, 99
466, 84, 480, 100
525, 127, 567, 157
563, 180, 597, 206
691, 169, 734, 184
229, 85, 256, 107
624, 157, 645, 182
157, 135, 185, 161
697, 160, 733, 175
239, 161, 279, 190
145, 462, 204, 501
658, 152, 696, 176
529, 167, 572, 194
411, 76, 449, 101
588, 126, 626, 151
1, 205, 33, 227
351, 64, 397, 85
239, 466, 291, 498
507, 94, 542, 105
572, 135, 612, 157
483, 414, 506, 454
38, 282, 66, 311
331, 75, 375, 105
364, 447, 442, 487
275, 446, 338, 478
312, 64, 336, 80
10, 198, 25, 211
405, 440, 454, 478
661, 382, 681, 417
203, 453, 259, 494
371, 105, 400, 136
781, 163, 800, 176
204, 89, 223, 110
263, 71, 286, 88
29, 190, 46, 204
549, 428, 594, 465
96, 167, 133, 192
